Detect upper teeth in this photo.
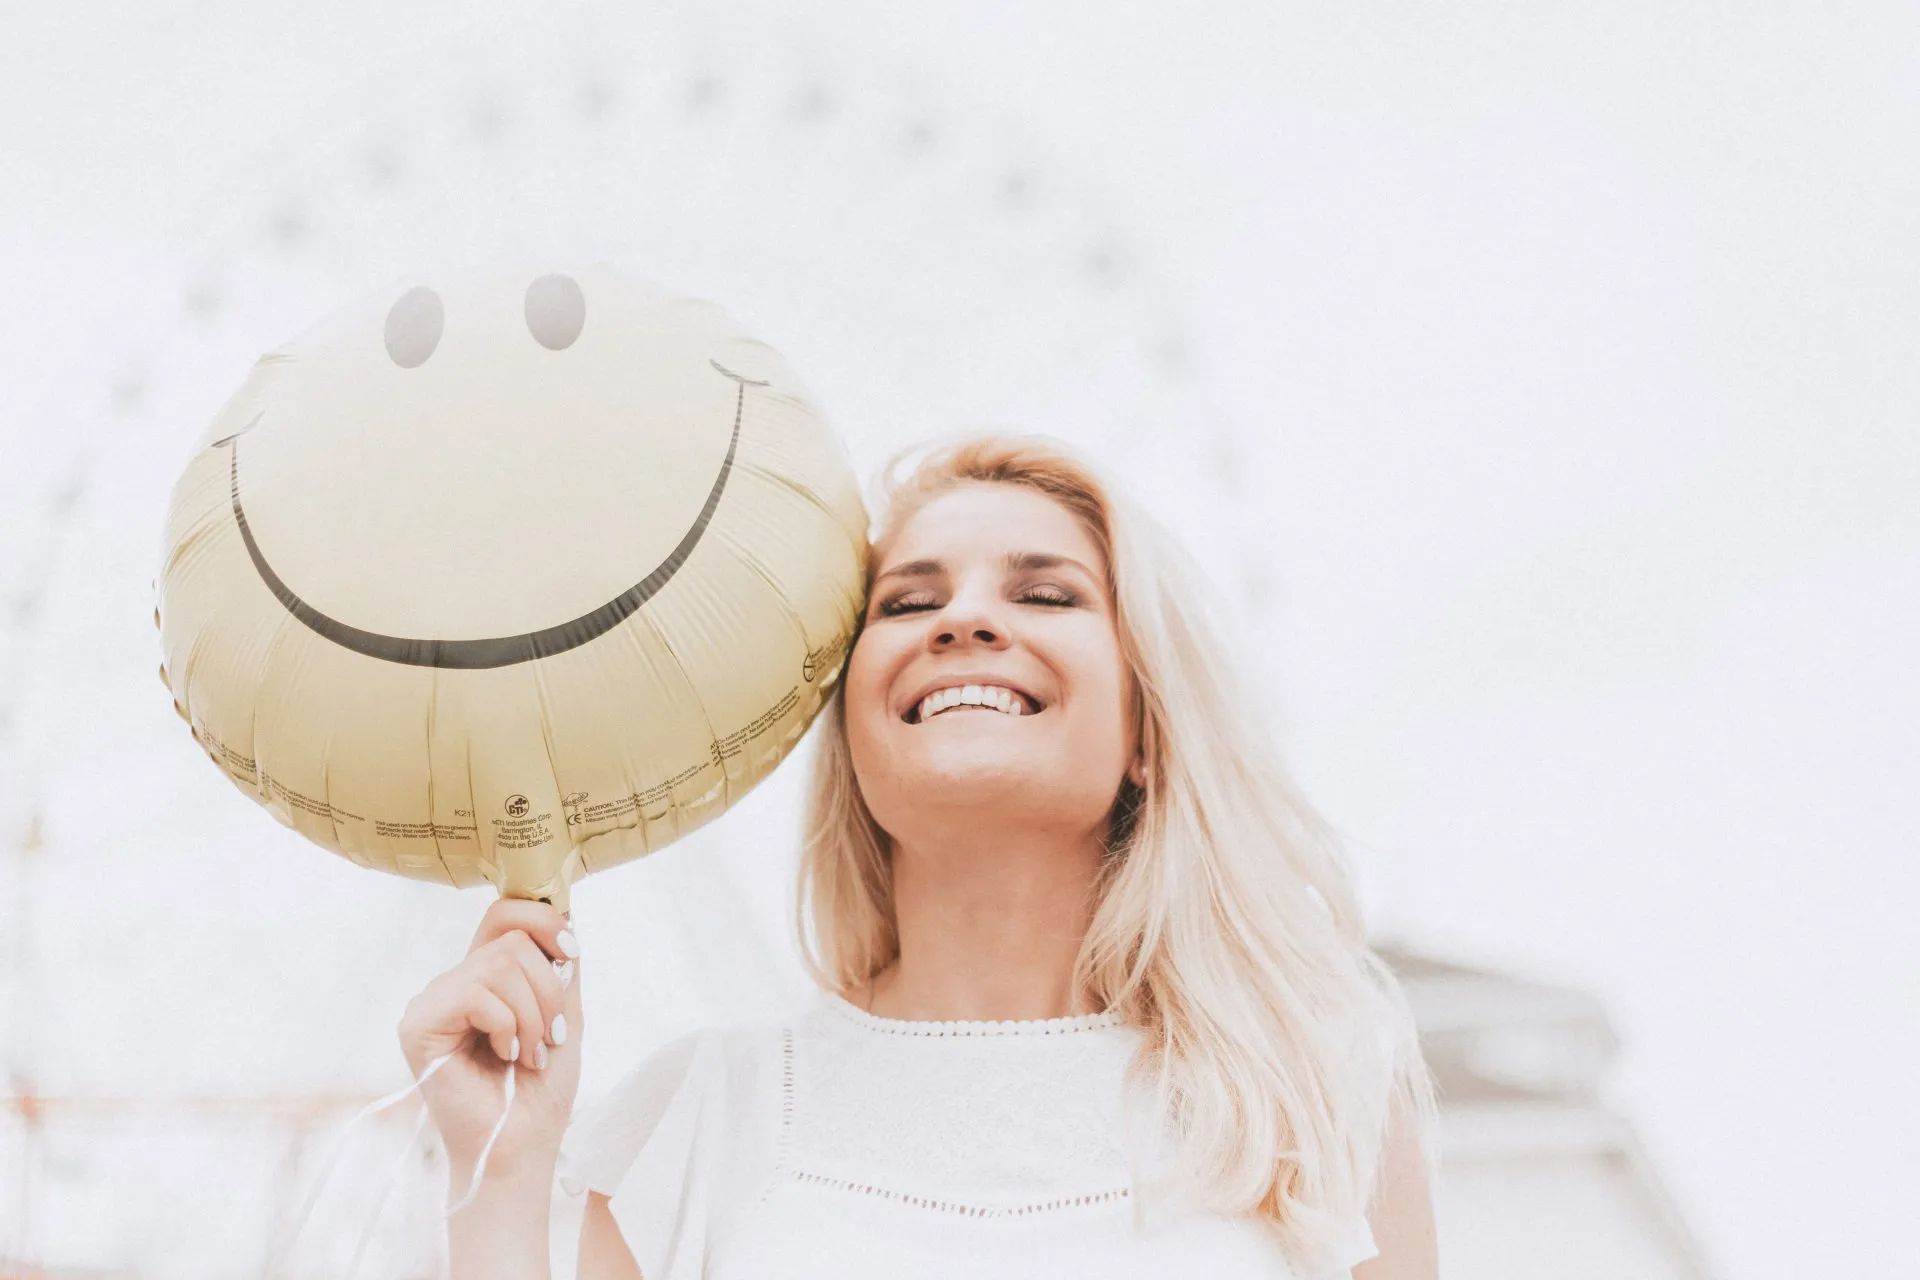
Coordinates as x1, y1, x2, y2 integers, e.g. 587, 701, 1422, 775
915, 684, 1028, 722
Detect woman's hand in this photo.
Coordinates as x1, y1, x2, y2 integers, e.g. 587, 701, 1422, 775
397, 897, 583, 1180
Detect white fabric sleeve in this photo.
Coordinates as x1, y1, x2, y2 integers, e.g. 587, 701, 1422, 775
1318, 1213, 1379, 1277
555, 1028, 726, 1280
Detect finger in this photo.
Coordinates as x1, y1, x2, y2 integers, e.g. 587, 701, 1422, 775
461, 986, 520, 1065
469, 897, 576, 965
499, 931, 568, 1056
477, 948, 548, 1070
401, 973, 510, 1071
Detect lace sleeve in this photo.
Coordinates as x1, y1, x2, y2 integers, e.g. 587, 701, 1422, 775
556, 1028, 725, 1280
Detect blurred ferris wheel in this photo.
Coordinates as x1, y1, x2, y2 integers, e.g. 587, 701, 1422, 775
162, 8, 1260, 547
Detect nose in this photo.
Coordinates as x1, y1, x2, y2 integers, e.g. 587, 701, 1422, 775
926, 592, 1010, 653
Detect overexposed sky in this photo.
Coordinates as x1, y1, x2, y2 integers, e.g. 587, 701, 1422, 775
3, 3, 1917, 1278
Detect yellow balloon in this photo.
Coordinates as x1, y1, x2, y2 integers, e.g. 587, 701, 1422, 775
156, 264, 868, 909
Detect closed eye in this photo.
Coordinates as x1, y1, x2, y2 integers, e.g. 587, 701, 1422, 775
1021, 585, 1076, 607
875, 586, 1078, 617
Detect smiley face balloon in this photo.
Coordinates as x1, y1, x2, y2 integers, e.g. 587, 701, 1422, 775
156, 264, 868, 909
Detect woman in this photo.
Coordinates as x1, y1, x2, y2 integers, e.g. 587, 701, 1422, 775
399, 435, 1441, 1279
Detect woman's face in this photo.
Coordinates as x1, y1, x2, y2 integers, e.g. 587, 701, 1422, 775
845, 482, 1140, 841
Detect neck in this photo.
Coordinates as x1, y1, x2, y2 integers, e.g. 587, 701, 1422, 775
862, 820, 1108, 1022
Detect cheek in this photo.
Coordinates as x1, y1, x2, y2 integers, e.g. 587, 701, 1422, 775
1064, 639, 1134, 745
842, 634, 896, 731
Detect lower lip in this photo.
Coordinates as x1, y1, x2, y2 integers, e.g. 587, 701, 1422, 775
915, 706, 1028, 724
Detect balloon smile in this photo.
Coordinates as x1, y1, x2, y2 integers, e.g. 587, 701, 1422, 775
220, 358, 762, 670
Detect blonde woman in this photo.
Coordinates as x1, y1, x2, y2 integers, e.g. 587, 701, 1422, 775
399, 435, 1441, 1279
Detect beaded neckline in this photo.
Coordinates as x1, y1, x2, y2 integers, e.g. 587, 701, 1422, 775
820, 988, 1128, 1037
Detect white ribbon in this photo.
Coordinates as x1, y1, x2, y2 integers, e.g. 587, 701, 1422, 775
268, 1046, 521, 1277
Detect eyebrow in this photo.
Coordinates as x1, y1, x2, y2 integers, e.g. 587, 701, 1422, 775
872, 551, 1099, 587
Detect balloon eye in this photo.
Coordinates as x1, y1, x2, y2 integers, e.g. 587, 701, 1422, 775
384, 286, 444, 368
525, 273, 586, 350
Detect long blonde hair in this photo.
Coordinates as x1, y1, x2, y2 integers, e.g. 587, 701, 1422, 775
794, 433, 1438, 1264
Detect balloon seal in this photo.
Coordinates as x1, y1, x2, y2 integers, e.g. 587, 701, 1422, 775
499, 844, 584, 915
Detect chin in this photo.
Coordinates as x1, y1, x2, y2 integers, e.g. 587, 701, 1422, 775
873, 761, 1116, 835
897, 752, 1042, 804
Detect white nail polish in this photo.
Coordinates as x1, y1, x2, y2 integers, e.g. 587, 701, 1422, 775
555, 958, 575, 989
556, 930, 580, 959
534, 1041, 548, 1070
506, 1035, 520, 1063
550, 1013, 569, 1047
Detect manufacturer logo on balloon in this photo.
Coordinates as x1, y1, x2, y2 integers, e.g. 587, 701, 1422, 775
505, 794, 530, 818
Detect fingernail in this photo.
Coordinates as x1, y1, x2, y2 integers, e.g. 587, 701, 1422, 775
534, 1041, 548, 1070
554, 958, 575, 989
505, 1035, 520, 1063
550, 1013, 569, 1047
556, 930, 580, 959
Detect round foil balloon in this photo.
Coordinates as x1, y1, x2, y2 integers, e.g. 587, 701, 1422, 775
156, 264, 868, 909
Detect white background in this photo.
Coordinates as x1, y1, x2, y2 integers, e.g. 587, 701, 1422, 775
3, 3, 1917, 1277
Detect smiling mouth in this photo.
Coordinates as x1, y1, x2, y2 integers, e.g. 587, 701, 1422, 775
903, 690, 1045, 725
217, 358, 762, 669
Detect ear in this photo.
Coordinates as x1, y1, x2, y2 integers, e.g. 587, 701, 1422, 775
1127, 755, 1147, 788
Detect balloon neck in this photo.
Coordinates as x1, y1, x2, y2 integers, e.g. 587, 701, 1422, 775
503, 882, 571, 915
498, 844, 583, 915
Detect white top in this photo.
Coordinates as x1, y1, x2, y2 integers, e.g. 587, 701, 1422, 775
556, 989, 1378, 1279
